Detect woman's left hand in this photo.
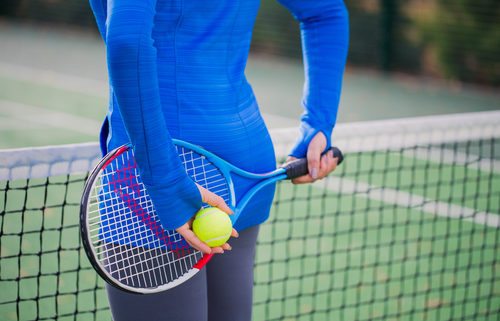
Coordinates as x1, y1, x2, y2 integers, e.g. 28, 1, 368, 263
285, 132, 339, 184
176, 184, 238, 255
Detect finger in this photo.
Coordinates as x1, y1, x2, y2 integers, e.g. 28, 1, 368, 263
316, 152, 335, 180
292, 153, 332, 183
231, 228, 239, 238
323, 150, 338, 173
178, 228, 212, 254
319, 151, 340, 180
300, 153, 327, 182
197, 185, 233, 214
324, 153, 334, 175
291, 174, 315, 184
293, 151, 333, 183
209, 232, 238, 252
210, 194, 233, 215
317, 152, 329, 179
323, 151, 337, 177
211, 247, 224, 254
329, 150, 338, 172
307, 143, 322, 180
187, 236, 211, 254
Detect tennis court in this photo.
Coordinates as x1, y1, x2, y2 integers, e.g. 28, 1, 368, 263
1, 22, 500, 148
1, 18, 499, 321
1, 112, 499, 321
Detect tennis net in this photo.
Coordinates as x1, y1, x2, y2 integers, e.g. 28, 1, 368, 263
1, 111, 499, 321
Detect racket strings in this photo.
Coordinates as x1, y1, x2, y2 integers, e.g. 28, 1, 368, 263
105, 153, 191, 251
87, 145, 230, 290
178, 148, 231, 203
104, 244, 201, 287
109, 162, 176, 245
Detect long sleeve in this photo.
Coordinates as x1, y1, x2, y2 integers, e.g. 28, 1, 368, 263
277, 0, 349, 157
97, 0, 202, 229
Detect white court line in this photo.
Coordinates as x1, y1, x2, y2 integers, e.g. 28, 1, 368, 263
0, 115, 42, 131
405, 147, 500, 174
0, 61, 108, 98
261, 113, 298, 128
273, 111, 500, 155
317, 176, 500, 228
0, 100, 101, 136
0, 61, 296, 129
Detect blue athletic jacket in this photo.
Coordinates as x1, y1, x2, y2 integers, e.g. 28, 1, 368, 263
89, 0, 349, 231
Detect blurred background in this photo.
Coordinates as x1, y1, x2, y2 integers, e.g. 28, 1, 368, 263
0, 0, 499, 148
1, 2, 499, 321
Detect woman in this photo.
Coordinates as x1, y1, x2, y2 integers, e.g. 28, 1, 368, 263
89, 0, 348, 320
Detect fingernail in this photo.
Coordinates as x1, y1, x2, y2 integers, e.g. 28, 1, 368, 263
227, 245, 232, 250
311, 168, 318, 179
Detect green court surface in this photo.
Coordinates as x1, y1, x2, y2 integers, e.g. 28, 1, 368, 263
1, 147, 499, 321
1, 21, 499, 149
255, 189, 499, 321
1, 21, 499, 321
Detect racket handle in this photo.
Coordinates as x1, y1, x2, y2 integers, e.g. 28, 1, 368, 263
282, 147, 344, 180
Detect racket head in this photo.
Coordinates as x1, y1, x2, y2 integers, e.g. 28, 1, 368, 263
80, 142, 233, 294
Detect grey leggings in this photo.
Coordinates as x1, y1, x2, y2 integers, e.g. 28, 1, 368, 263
106, 226, 259, 321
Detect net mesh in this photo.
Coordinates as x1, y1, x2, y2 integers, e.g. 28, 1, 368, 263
1, 111, 499, 321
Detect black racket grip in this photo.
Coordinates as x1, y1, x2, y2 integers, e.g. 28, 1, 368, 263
282, 147, 344, 180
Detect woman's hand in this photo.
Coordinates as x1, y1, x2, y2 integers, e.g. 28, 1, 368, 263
176, 184, 239, 255
286, 132, 339, 184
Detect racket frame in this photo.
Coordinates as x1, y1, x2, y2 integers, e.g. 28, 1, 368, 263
80, 140, 285, 293
80, 139, 342, 294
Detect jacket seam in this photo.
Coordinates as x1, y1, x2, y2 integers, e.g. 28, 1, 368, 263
174, 0, 185, 137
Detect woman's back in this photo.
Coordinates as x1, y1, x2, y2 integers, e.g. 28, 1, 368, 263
106, 0, 270, 165
153, 0, 261, 127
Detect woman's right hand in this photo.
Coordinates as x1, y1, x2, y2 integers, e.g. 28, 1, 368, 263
285, 132, 339, 184
176, 184, 239, 255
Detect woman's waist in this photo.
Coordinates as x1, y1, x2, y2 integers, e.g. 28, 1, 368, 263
108, 93, 276, 172
174, 100, 276, 174
160, 78, 255, 113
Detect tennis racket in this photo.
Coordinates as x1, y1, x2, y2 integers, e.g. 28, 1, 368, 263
80, 139, 343, 294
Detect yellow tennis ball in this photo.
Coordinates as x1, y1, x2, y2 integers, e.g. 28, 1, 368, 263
192, 207, 233, 247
